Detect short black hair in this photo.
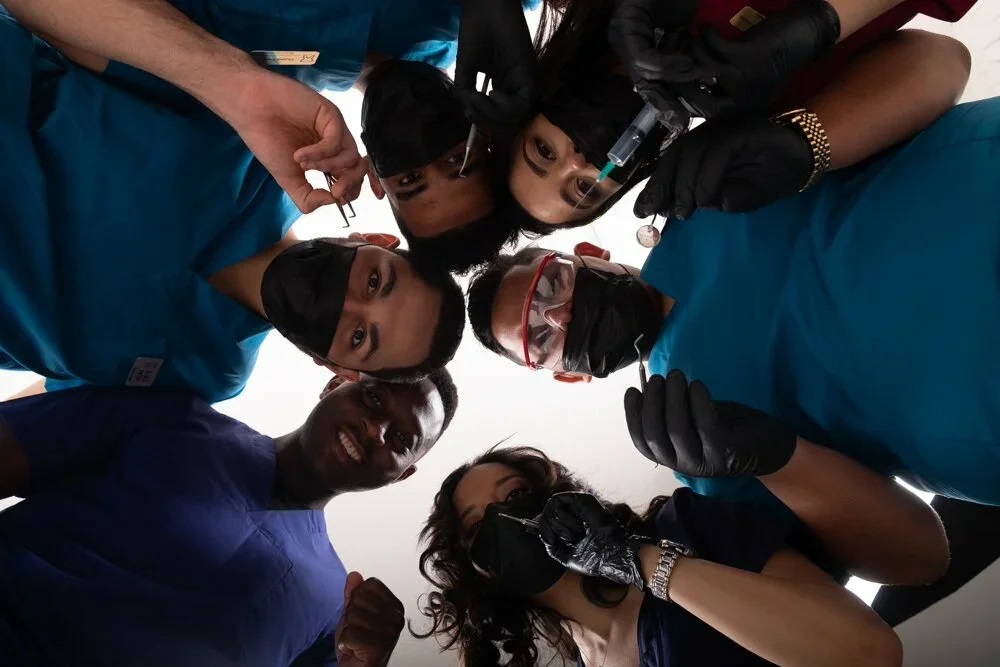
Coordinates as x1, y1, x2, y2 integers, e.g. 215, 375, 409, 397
425, 367, 459, 433
393, 204, 520, 275
366, 248, 466, 382
466, 247, 551, 360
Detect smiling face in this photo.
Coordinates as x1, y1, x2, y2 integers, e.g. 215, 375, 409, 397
509, 115, 623, 226
298, 375, 446, 493
452, 462, 531, 546
379, 136, 495, 239
325, 245, 443, 372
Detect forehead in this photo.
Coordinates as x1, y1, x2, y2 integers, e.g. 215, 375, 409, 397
490, 252, 577, 358
452, 462, 523, 512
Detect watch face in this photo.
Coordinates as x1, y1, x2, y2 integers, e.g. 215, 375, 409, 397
659, 538, 694, 557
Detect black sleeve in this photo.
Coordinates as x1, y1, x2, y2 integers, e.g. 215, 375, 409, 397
651, 488, 796, 573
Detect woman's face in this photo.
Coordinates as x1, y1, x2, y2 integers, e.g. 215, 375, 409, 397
509, 115, 623, 226
452, 462, 531, 545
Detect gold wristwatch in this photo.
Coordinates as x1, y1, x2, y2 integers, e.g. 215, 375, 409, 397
771, 108, 831, 191
649, 538, 693, 602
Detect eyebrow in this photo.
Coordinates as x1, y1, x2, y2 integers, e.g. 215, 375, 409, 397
395, 158, 485, 203
459, 474, 523, 525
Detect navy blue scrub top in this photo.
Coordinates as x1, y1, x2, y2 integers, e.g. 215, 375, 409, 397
0, 15, 297, 403
577, 489, 834, 666
0, 387, 346, 667
642, 98, 1000, 507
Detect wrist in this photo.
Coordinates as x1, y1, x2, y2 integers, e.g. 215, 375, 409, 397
182, 47, 260, 121
771, 109, 831, 191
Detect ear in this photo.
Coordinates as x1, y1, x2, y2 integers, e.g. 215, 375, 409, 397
393, 465, 417, 483
319, 374, 351, 400
313, 356, 362, 382
574, 242, 610, 261
553, 372, 592, 384
355, 232, 400, 249
367, 160, 386, 200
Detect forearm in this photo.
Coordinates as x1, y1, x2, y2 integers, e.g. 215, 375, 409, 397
825, 0, 905, 40
760, 438, 948, 584
639, 547, 900, 667
4, 0, 255, 117
805, 29, 971, 169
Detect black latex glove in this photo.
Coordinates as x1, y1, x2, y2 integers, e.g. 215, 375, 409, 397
623, 371, 797, 478
454, 0, 537, 126
538, 492, 646, 590
677, 0, 841, 118
608, 0, 709, 126
633, 115, 812, 220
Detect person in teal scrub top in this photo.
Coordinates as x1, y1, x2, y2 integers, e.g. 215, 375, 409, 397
465, 60, 1000, 513
0, 15, 466, 403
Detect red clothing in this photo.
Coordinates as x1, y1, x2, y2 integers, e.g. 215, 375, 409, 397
690, 0, 977, 107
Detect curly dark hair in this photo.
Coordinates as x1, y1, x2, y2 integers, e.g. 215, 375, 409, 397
413, 446, 668, 667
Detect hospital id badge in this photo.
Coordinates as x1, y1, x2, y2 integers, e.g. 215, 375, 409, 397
250, 50, 320, 66
730, 6, 766, 32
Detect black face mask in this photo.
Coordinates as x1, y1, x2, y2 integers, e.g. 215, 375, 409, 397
562, 266, 660, 378
260, 239, 357, 359
469, 493, 565, 598
361, 60, 471, 178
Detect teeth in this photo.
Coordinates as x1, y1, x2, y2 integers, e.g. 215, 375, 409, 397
338, 431, 363, 464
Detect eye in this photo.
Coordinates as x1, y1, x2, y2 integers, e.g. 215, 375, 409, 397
445, 152, 464, 165
534, 138, 555, 161
364, 387, 382, 408
505, 487, 525, 502
367, 270, 379, 294
576, 178, 598, 199
399, 171, 421, 187
394, 430, 408, 448
351, 326, 366, 349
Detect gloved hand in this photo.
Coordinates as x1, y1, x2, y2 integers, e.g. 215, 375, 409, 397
677, 0, 841, 118
633, 115, 813, 220
538, 492, 646, 590
607, 0, 708, 126
623, 371, 797, 478
454, 0, 537, 126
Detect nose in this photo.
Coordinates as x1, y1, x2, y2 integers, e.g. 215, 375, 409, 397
543, 301, 572, 331
565, 146, 591, 172
361, 414, 389, 446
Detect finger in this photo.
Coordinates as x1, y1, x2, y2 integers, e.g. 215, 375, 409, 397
343, 571, 365, 605
690, 136, 735, 214
624, 386, 656, 463
665, 370, 701, 474
299, 187, 337, 214
687, 380, 721, 446
328, 162, 369, 203
670, 132, 712, 220
634, 148, 679, 219
640, 375, 677, 468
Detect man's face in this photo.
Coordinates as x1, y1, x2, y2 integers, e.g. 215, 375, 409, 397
299, 376, 446, 492
379, 136, 495, 239
489, 251, 647, 375
326, 245, 443, 372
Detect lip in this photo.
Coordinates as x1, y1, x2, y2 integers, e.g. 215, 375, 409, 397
333, 427, 366, 466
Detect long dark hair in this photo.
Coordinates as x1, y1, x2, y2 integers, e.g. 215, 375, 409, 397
504, 0, 666, 237
413, 446, 668, 666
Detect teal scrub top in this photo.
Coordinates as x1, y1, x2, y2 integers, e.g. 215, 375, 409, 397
101, 0, 542, 104
0, 16, 298, 403
642, 97, 1000, 506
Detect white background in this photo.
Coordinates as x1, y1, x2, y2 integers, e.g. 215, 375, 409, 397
2, 3, 999, 665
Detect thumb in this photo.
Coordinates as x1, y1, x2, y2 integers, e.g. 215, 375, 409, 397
343, 571, 365, 603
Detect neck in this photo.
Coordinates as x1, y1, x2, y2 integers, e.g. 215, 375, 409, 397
533, 573, 644, 666
657, 292, 675, 326
207, 231, 299, 318
270, 431, 338, 510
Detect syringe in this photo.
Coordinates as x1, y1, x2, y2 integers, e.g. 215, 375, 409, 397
594, 102, 687, 185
